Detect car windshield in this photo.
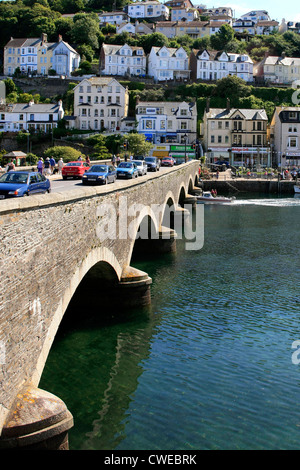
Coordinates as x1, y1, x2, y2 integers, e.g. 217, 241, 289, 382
119, 163, 133, 168
145, 157, 155, 162
132, 161, 142, 166
89, 166, 107, 172
0, 172, 28, 184
66, 162, 81, 166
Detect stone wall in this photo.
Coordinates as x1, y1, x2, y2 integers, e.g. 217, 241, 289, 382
0, 161, 199, 437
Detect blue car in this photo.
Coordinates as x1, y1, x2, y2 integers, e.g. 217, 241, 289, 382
116, 162, 138, 179
82, 164, 117, 185
0, 171, 51, 199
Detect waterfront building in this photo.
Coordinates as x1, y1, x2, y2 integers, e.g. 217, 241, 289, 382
4, 34, 80, 77
270, 106, 300, 168
135, 100, 197, 145
155, 20, 209, 39
73, 77, 129, 132
148, 46, 190, 81
202, 103, 270, 167
190, 49, 254, 82
100, 43, 146, 77
0, 99, 64, 132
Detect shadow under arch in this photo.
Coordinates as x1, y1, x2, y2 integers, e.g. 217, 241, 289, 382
178, 185, 187, 207
32, 247, 122, 386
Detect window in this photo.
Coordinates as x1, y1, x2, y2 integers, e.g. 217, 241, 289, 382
218, 121, 222, 129
288, 137, 298, 148
218, 136, 222, 143
211, 136, 215, 143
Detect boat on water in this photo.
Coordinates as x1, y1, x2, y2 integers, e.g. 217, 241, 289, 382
294, 184, 300, 194
197, 191, 235, 204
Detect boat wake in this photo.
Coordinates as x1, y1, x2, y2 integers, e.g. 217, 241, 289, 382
233, 197, 300, 207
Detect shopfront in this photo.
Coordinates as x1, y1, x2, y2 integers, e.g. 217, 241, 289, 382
231, 147, 271, 168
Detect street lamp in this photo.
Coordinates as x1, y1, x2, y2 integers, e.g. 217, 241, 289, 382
183, 133, 188, 163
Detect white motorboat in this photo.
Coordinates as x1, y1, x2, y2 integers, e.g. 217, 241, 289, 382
197, 191, 235, 204
294, 184, 300, 194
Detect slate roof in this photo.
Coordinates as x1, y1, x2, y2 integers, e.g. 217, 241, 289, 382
205, 108, 268, 120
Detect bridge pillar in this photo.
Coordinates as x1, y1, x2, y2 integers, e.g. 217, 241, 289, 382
183, 195, 198, 208
0, 387, 73, 450
118, 266, 152, 308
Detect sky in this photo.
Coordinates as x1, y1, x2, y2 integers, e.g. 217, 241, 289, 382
204, 1, 300, 22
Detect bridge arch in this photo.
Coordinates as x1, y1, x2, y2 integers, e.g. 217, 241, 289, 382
32, 247, 122, 386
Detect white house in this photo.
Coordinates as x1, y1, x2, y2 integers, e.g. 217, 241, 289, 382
190, 49, 254, 82
270, 106, 300, 168
135, 100, 197, 144
240, 10, 271, 22
100, 44, 146, 77
124, 1, 169, 20
73, 77, 129, 132
148, 46, 190, 81
98, 11, 129, 25
170, 7, 199, 22
0, 100, 64, 132
116, 21, 154, 35
48, 36, 80, 77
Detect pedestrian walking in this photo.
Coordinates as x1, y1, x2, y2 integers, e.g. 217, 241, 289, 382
111, 154, 116, 166
58, 158, 64, 175
85, 155, 90, 166
116, 154, 120, 166
43, 157, 51, 176
49, 156, 56, 174
6, 159, 15, 172
37, 158, 43, 174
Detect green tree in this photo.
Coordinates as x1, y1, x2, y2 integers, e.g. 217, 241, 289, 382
210, 24, 235, 51
71, 13, 100, 49
124, 133, 153, 156
214, 75, 251, 104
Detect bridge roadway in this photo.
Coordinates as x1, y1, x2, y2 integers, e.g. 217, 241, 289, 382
0, 161, 200, 449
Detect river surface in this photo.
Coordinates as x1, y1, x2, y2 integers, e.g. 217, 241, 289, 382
40, 194, 300, 450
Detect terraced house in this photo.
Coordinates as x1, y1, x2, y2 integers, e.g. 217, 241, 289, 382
0, 99, 64, 132
190, 49, 254, 82
202, 104, 271, 167
4, 34, 80, 77
148, 46, 190, 81
135, 100, 197, 144
73, 77, 129, 132
100, 44, 146, 77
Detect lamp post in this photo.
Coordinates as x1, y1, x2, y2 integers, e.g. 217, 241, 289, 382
183, 133, 188, 163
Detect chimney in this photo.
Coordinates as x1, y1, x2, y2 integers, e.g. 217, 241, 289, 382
58, 34, 62, 42
226, 97, 230, 112
28, 99, 34, 106
136, 95, 140, 105
206, 97, 210, 113
41, 33, 47, 43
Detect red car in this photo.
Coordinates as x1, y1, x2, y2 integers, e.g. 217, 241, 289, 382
62, 161, 90, 179
161, 157, 174, 167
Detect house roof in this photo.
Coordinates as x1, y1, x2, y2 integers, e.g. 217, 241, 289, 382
102, 43, 145, 56
205, 108, 268, 120
8, 102, 63, 113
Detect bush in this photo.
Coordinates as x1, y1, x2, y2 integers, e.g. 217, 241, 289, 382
26, 153, 39, 165
43, 146, 82, 162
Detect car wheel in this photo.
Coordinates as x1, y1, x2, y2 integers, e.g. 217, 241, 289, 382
47, 188, 51, 193
63, 176, 67, 180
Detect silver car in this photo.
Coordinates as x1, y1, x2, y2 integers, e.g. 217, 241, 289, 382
132, 160, 147, 176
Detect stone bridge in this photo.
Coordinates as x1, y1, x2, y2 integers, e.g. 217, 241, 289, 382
0, 161, 199, 449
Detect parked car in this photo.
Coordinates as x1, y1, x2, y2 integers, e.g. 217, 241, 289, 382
116, 162, 139, 179
132, 160, 147, 176
161, 157, 174, 167
82, 164, 116, 185
133, 155, 145, 161
0, 171, 51, 199
62, 161, 90, 179
145, 156, 160, 171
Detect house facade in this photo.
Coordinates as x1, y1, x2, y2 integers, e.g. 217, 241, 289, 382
202, 105, 270, 167
0, 100, 64, 132
135, 100, 197, 144
148, 46, 190, 81
125, 1, 169, 20
270, 107, 300, 168
170, 7, 199, 22
256, 55, 300, 85
100, 44, 146, 77
73, 77, 129, 132
190, 49, 254, 82
4, 34, 80, 77
98, 11, 129, 25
